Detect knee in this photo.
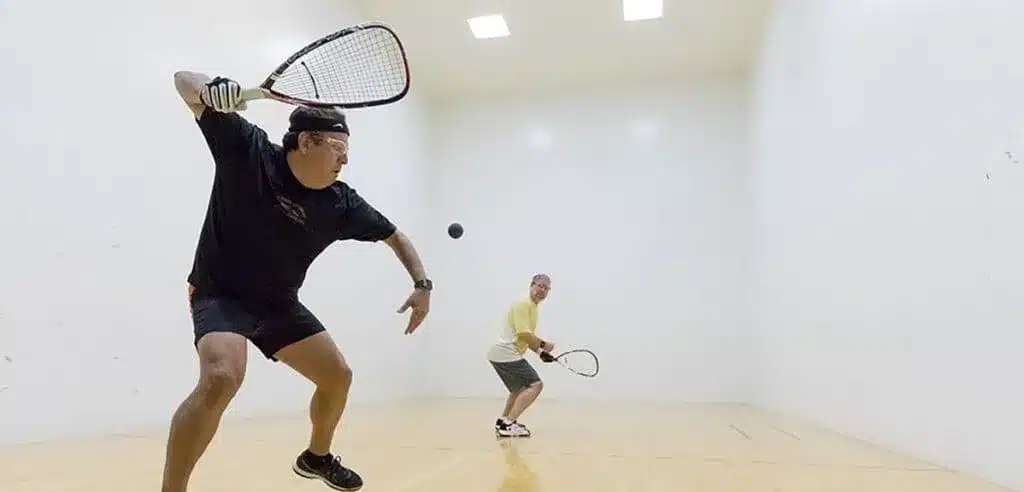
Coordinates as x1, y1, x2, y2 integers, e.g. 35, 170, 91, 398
335, 362, 353, 390
197, 362, 244, 408
319, 361, 353, 395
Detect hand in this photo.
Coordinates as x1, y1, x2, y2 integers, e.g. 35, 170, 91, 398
540, 341, 555, 353
397, 287, 430, 334
201, 76, 248, 113
539, 351, 555, 363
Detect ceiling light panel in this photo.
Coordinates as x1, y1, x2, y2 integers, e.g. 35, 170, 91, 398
467, 14, 510, 39
623, 0, 663, 21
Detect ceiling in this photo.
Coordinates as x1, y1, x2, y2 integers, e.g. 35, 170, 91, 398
354, 0, 775, 101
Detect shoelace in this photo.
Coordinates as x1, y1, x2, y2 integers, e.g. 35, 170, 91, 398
324, 457, 354, 478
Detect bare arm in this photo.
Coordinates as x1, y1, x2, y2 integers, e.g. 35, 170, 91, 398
173, 71, 211, 119
383, 230, 427, 283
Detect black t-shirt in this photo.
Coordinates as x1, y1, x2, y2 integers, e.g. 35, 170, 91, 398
187, 108, 396, 306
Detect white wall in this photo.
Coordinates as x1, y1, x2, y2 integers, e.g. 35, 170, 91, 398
421, 78, 751, 402
750, 1, 1024, 490
0, 0, 430, 444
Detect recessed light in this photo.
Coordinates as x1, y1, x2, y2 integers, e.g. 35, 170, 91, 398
467, 14, 510, 39
623, 0, 663, 21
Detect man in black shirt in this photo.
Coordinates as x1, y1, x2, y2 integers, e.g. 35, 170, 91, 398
162, 73, 432, 492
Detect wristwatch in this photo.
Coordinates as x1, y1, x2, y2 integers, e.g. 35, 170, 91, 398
414, 278, 433, 291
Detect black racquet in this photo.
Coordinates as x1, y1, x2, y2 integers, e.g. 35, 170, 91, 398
547, 349, 599, 378
237, 22, 410, 108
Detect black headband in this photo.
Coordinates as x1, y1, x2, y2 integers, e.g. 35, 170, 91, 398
288, 107, 349, 135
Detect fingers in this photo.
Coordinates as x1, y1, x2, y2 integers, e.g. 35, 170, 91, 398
397, 294, 415, 313
398, 291, 430, 334
404, 309, 427, 334
201, 77, 245, 113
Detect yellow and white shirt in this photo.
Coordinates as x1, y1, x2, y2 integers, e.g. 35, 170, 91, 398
486, 298, 538, 363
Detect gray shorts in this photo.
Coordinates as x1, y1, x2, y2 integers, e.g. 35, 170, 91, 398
490, 358, 541, 393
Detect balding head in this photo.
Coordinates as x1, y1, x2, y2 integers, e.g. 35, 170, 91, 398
529, 273, 551, 302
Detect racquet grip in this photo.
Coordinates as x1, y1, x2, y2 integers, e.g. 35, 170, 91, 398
239, 87, 268, 102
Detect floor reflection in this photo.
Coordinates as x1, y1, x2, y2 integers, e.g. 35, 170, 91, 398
496, 438, 538, 492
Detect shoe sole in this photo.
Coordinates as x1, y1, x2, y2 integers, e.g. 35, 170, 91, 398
494, 428, 531, 438
292, 462, 363, 491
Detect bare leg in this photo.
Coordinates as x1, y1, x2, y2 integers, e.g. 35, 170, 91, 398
161, 332, 248, 492
275, 331, 353, 455
275, 331, 363, 490
507, 381, 543, 422
501, 391, 518, 419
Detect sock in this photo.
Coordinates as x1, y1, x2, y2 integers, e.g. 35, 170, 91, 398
302, 449, 333, 467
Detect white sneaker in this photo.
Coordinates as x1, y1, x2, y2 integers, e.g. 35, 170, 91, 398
496, 421, 531, 438
514, 421, 531, 436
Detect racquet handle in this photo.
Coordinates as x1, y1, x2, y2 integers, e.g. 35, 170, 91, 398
239, 87, 270, 102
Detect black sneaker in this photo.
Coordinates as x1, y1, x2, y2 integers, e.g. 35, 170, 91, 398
292, 450, 364, 491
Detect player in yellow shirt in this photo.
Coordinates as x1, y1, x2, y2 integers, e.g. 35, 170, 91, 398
486, 274, 556, 438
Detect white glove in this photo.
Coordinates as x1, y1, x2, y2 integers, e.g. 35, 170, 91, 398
201, 76, 248, 113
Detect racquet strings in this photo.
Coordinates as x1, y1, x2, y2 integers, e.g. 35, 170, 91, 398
270, 27, 407, 104
559, 350, 598, 376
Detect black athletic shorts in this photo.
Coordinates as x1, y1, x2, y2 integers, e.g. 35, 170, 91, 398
188, 285, 326, 361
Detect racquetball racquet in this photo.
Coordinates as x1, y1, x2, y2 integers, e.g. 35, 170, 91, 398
547, 349, 599, 378
236, 22, 410, 108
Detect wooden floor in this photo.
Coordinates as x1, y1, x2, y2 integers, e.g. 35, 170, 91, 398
0, 397, 1013, 491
